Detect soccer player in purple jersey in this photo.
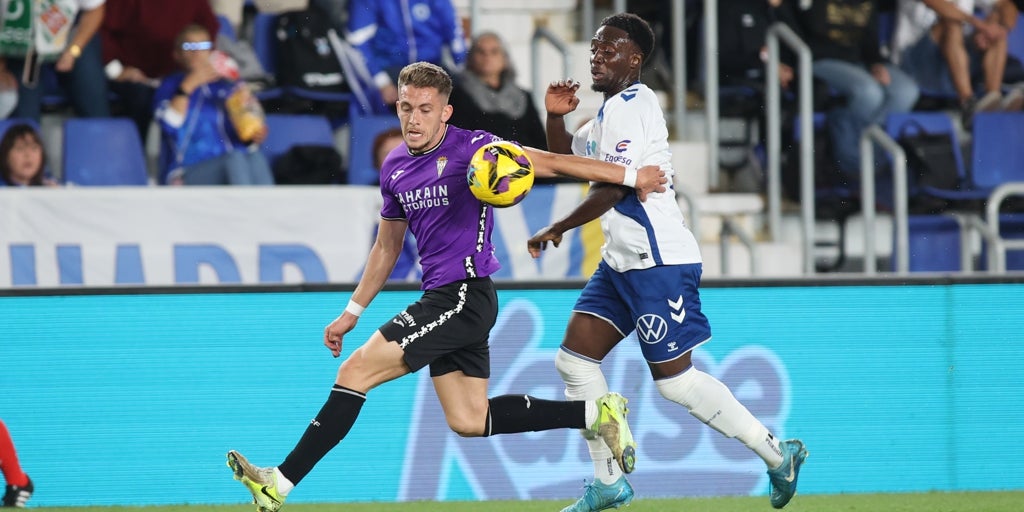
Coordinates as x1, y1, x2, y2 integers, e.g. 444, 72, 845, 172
225, 61, 668, 512
530, 13, 807, 512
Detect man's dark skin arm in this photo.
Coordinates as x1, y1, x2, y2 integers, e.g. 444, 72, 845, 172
528, 183, 629, 257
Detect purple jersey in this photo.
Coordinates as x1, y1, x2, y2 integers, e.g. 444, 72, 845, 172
379, 125, 503, 290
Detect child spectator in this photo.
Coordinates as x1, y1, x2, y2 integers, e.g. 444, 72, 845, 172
0, 124, 58, 187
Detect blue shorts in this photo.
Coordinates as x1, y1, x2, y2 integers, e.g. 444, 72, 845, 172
574, 261, 712, 363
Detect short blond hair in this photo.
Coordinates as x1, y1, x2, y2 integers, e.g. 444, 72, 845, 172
398, 62, 453, 98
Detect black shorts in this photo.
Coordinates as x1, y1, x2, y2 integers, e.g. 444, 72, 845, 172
378, 277, 497, 378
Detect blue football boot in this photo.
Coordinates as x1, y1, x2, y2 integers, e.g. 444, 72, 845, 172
767, 439, 808, 508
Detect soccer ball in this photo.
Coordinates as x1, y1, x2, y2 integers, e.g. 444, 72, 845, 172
467, 140, 535, 208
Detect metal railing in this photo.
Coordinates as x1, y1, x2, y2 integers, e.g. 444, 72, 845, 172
986, 182, 1024, 272
530, 24, 572, 110
766, 22, 814, 273
703, 0, 719, 188
858, 126, 908, 274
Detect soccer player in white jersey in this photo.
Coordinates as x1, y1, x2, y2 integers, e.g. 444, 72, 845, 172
529, 13, 808, 512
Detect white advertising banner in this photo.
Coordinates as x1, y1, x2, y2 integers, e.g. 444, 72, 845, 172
0, 183, 599, 288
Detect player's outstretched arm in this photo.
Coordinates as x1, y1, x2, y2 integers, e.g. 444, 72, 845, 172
524, 147, 667, 201
324, 219, 407, 358
528, 183, 628, 258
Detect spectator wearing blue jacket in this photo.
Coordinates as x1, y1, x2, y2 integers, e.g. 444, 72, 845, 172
153, 24, 274, 186
347, 0, 467, 105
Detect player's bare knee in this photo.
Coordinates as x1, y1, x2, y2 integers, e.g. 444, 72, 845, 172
336, 352, 374, 390
445, 413, 485, 437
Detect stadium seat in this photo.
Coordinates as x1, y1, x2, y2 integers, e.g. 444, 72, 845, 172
347, 109, 401, 185
63, 118, 148, 186
0, 118, 41, 138
899, 214, 963, 272
980, 213, 1024, 271
252, 13, 278, 76
217, 14, 236, 41
1008, 13, 1024, 68
261, 113, 336, 165
969, 112, 1024, 192
885, 111, 971, 203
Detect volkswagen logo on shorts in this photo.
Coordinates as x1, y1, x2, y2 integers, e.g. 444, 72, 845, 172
636, 314, 668, 344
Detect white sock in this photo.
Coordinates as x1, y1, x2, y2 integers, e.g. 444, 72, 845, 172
556, 348, 620, 484
583, 399, 599, 428
274, 467, 295, 496
656, 366, 783, 468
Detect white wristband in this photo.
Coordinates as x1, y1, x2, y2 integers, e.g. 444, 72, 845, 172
621, 167, 638, 188
345, 299, 365, 317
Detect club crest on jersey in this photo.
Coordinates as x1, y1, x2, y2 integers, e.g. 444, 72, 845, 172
615, 140, 631, 152
436, 156, 448, 177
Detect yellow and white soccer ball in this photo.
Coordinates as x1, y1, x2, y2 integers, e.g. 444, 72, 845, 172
467, 140, 535, 208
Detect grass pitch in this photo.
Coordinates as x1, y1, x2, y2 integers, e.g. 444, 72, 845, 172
24, 491, 1024, 512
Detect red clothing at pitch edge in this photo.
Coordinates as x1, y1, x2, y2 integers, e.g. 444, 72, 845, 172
0, 420, 28, 487
101, 0, 219, 80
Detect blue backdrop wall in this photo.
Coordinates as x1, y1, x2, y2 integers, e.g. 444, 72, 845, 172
2, 282, 1023, 506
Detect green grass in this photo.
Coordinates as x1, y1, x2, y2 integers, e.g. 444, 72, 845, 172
24, 491, 1024, 512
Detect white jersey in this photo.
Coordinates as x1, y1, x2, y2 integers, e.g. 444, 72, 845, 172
571, 82, 701, 272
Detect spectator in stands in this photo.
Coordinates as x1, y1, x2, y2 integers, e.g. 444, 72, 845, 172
893, 0, 1022, 125
0, 124, 57, 187
448, 32, 548, 150
0, 420, 32, 508
102, 0, 220, 141
0, 0, 110, 121
791, 0, 920, 177
154, 24, 274, 186
347, 0, 467, 107
719, 0, 796, 91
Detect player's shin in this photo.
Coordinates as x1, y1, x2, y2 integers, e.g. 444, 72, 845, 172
555, 348, 621, 484
277, 385, 367, 485
656, 367, 783, 468
482, 394, 586, 436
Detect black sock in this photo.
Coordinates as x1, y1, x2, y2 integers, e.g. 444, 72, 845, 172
278, 385, 366, 484
483, 394, 585, 436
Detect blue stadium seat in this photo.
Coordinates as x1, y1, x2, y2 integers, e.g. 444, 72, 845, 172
885, 111, 971, 202
217, 14, 236, 41
899, 214, 963, 272
252, 13, 278, 76
0, 118, 41, 138
261, 114, 336, 165
63, 118, 148, 186
1008, 13, 1024, 68
981, 213, 1024, 271
970, 112, 1024, 191
348, 109, 401, 185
